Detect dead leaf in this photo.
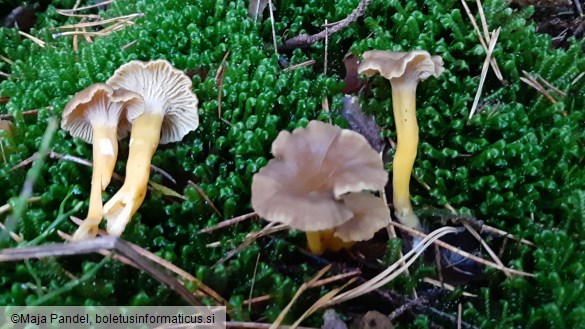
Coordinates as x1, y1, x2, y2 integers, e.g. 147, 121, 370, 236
342, 54, 365, 94
340, 95, 385, 153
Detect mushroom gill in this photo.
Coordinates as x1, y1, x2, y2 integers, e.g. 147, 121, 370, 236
61, 83, 143, 240
102, 60, 199, 237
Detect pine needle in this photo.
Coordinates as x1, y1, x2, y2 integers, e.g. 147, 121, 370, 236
213, 223, 288, 267
469, 27, 501, 119
0, 55, 15, 65
200, 212, 257, 233
282, 59, 316, 72
270, 265, 332, 329
520, 71, 558, 104
55, 13, 142, 29
329, 226, 459, 304
188, 181, 223, 217
423, 277, 477, 297
389, 221, 534, 277
56, 0, 116, 14
462, 222, 511, 278
18, 31, 46, 47
459, 0, 504, 83
268, 0, 278, 54
290, 278, 356, 329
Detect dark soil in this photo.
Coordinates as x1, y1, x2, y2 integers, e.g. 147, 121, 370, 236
511, 0, 585, 48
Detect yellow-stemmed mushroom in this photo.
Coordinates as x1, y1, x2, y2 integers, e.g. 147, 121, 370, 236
358, 50, 444, 230
103, 60, 199, 237
61, 83, 143, 240
251, 120, 389, 255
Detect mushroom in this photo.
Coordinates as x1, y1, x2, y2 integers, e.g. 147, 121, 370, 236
251, 120, 389, 255
358, 50, 444, 230
60, 83, 143, 240
102, 59, 199, 237
306, 192, 390, 255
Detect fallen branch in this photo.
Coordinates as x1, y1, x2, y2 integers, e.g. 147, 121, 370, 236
0, 107, 50, 120
61, 226, 227, 305
0, 236, 201, 306
278, 0, 372, 51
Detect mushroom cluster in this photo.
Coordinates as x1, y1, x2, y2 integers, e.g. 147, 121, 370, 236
358, 50, 444, 230
61, 60, 199, 240
251, 120, 390, 255
61, 84, 143, 240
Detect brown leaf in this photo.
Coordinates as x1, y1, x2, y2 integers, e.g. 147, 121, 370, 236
340, 96, 385, 153
342, 54, 365, 94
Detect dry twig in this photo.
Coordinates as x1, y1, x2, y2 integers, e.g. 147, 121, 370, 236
61, 226, 227, 305
279, 0, 372, 51
388, 296, 427, 321
0, 107, 49, 120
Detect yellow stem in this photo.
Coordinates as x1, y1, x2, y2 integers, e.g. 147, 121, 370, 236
72, 125, 118, 241
306, 229, 355, 255
306, 231, 324, 255
391, 85, 421, 230
103, 113, 163, 237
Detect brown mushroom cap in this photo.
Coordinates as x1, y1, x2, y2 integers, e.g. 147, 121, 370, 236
334, 192, 390, 242
106, 59, 199, 144
61, 83, 143, 143
357, 50, 444, 88
251, 120, 388, 232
